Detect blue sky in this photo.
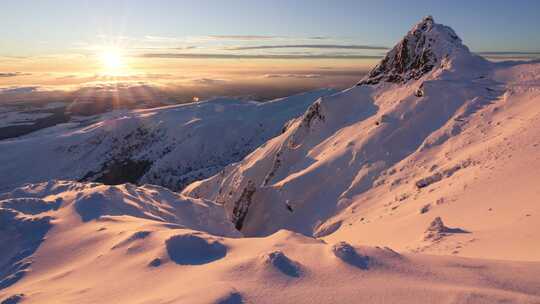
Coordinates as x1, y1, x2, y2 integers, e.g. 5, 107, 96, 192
1, 0, 539, 56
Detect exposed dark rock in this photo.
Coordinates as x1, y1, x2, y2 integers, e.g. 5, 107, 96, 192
301, 101, 325, 129
419, 204, 431, 214
214, 292, 244, 304
263, 251, 301, 277
82, 159, 152, 185
231, 181, 257, 230
357, 16, 464, 86
424, 217, 469, 241
332, 242, 369, 269
415, 83, 425, 97
415, 160, 472, 189
148, 258, 162, 267
1, 294, 25, 304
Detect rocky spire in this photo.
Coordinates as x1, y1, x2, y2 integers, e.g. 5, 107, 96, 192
358, 16, 470, 86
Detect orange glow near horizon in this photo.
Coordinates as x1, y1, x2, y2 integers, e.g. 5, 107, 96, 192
0, 53, 378, 97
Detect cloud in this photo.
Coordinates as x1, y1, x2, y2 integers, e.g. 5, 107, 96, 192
55, 74, 85, 80
176, 46, 198, 50
476, 51, 540, 61
0, 86, 40, 94
192, 78, 228, 85
264, 74, 323, 79
208, 35, 281, 40
144, 35, 185, 42
0, 72, 31, 78
140, 53, 383, 60
225, 44, 389, 51
131, 46, 197, 51
476, 51, 540, 55
308, 36, 332, 40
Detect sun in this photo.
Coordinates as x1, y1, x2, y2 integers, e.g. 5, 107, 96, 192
99, 48, 126, 75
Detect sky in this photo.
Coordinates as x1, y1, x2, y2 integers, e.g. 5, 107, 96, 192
1, 0, 539, 101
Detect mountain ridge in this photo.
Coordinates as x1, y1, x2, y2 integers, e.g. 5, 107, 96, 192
182, 17, 540, 261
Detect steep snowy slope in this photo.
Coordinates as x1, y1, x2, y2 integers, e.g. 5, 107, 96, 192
1, 181, 540, 304
0, 89, 335, 192
183, 17, 540, 260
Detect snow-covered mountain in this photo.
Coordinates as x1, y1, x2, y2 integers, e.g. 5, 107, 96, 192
357, 16, 479, 85
183, 16, 540, 260
1, 16, 540, 304
0, 89, 335, 192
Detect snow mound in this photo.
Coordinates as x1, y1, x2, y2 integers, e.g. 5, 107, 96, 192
1, 208, 540, 303
165, 234, 227, 265
0, 198, 61, 215
2, 181, 239, 237
262, 251, 302, 277
332, 242, 369, 269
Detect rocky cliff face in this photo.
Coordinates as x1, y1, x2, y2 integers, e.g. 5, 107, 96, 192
358, 16, 470, 85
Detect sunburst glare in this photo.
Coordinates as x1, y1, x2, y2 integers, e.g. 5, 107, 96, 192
98, 47, 127, 76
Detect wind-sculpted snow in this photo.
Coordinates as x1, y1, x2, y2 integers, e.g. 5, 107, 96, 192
0, 89, 336, 192
0, 180, 239, 237
2, 225, 539, 303
0, 180, 239, 294
165, 234, 227, 265
0, 209, 52, 290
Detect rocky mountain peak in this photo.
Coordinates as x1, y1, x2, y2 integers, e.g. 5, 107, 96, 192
358, 16, 469, 85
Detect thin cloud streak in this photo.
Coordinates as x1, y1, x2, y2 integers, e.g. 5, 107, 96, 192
264, 74, 323, 79
0, 72, 31, 77
476, 51, 540, 55
475, 51, 540, 60
140, 53, 383, 60
208, 35, 282, 40
226, 44, 389, 51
